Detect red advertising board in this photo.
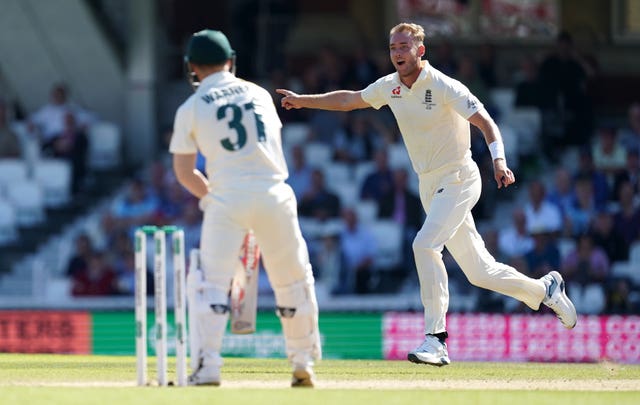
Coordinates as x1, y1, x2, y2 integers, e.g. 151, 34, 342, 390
0, 311, 91, 354
383, 313, 640, 363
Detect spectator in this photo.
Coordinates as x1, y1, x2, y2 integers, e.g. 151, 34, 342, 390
310, 226, 344, 296
156, 179, 191, 224
377, 167, 423, 278
498, 208, 534, 260
514, 56, 543, 109
574, 147, 609, 209
298, 168, 341, 221
547, 167, 575, 219
456, 55, 490, 108
65, 233, 95, 279
103, 178, 159, 237
108, 230, 136, 295
431, 40, 458, 77
606, 278, 636, 314
561, 233, 610, 286
560, 233, 609, 314
476, 43, 498, 89
0, 100, 21, 158
524, 229, 561, 279
175, 198, 203, 253
538, 31, 595, 150
589, 210, 627, 263
619, 102, 640, 152
360, 149, 394, 202
333, 113, 377, 164
70, 251, 118, 296
286, 144, 314, 200
592, 126, 627, 185
346, 47, 380, 90
339, 207, 376, 294
612, 147, 640, 202
612, 181, 640, 260
565, 174, 599, 237
42, 112, 89, 194
523, 180, 563, 236
29, 82, 96, 145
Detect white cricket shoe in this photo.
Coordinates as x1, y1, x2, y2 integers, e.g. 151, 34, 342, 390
188, 365, 220, 386
541, 271, 577, 329
291, 365, 315, 388
407, 335, 450, 366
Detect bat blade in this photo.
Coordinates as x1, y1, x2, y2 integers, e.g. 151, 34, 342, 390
230, 231, 260, 334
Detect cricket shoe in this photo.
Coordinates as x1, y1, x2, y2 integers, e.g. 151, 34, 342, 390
291, 365, 315, 388
188, 365, 220, 386
407, 335, 450, 366
541, 271, 577, 329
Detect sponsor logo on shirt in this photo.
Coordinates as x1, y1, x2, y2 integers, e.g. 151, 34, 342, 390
391, 86, 402, 98
422, 89, 436, 110
467, 98, 478, 110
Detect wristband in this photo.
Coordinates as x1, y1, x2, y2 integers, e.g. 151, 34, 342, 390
488, 141, 506, 161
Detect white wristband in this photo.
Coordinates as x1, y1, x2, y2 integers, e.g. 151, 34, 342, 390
488, 141, 506, 161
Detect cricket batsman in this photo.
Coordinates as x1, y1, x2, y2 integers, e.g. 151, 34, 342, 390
170, 29, 321, 387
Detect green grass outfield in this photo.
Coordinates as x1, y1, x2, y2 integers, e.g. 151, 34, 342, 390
1, 354, 639, 405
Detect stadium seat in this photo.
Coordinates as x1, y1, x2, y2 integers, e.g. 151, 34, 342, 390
629, 241, 640, 264
331, 182, 359, 207
11, 121, 41, 170
490, 88, 516, 117
611, 261, 639, 285
32, 158, 72, 207
6, 180, 46, 227
557, 237, 576, 261
355, 200, 378, 224
0, 158, 29, 191
580, 284, 606, 315
323, 162, 352, 186
354, 161, 375, 188
368, 219, 402, 271
304, 142, 332, 168
388, 143, 411, 170
0, 198, 18, 246
282, 123, 310, 147
505, 107, 542, 156
87, 121, 121, 169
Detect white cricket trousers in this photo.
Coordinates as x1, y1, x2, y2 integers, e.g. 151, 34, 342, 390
413, 158, 546, 334
200, 181, 313, 289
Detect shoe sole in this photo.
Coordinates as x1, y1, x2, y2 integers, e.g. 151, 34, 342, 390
291, 369, 314, 387
407, 353, 449, 367
188, 381, 221, 386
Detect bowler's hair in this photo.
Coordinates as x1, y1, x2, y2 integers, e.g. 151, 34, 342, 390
390, 23, 425, 45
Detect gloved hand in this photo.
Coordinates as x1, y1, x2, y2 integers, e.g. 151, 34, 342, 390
198, 194, 214, 212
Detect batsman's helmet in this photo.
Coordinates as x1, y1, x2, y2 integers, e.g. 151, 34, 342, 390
184, 29, 234, 65
184, 29, 236, 90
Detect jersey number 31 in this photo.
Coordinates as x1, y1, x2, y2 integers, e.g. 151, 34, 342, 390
217, 101, 266, 151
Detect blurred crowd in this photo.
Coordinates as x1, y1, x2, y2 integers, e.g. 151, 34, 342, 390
2, 31, 638, 314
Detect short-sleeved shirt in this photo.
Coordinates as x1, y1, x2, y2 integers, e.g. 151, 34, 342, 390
361, 61, 483, 174
170, 71, 288, 190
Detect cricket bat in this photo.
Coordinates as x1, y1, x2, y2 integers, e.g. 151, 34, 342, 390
230, 230, 260, 334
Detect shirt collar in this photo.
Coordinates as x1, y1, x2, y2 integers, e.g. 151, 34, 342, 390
198, 71, 234, 90
393, 61, 431, 88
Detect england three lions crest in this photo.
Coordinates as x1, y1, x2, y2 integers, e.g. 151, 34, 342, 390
422, 89, 436, 110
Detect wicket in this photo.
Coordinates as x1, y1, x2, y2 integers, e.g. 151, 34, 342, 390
134, 225, 187, 387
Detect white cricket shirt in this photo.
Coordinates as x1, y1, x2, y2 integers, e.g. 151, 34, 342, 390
170, 71, 288, 190
361, 61, 483, 174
